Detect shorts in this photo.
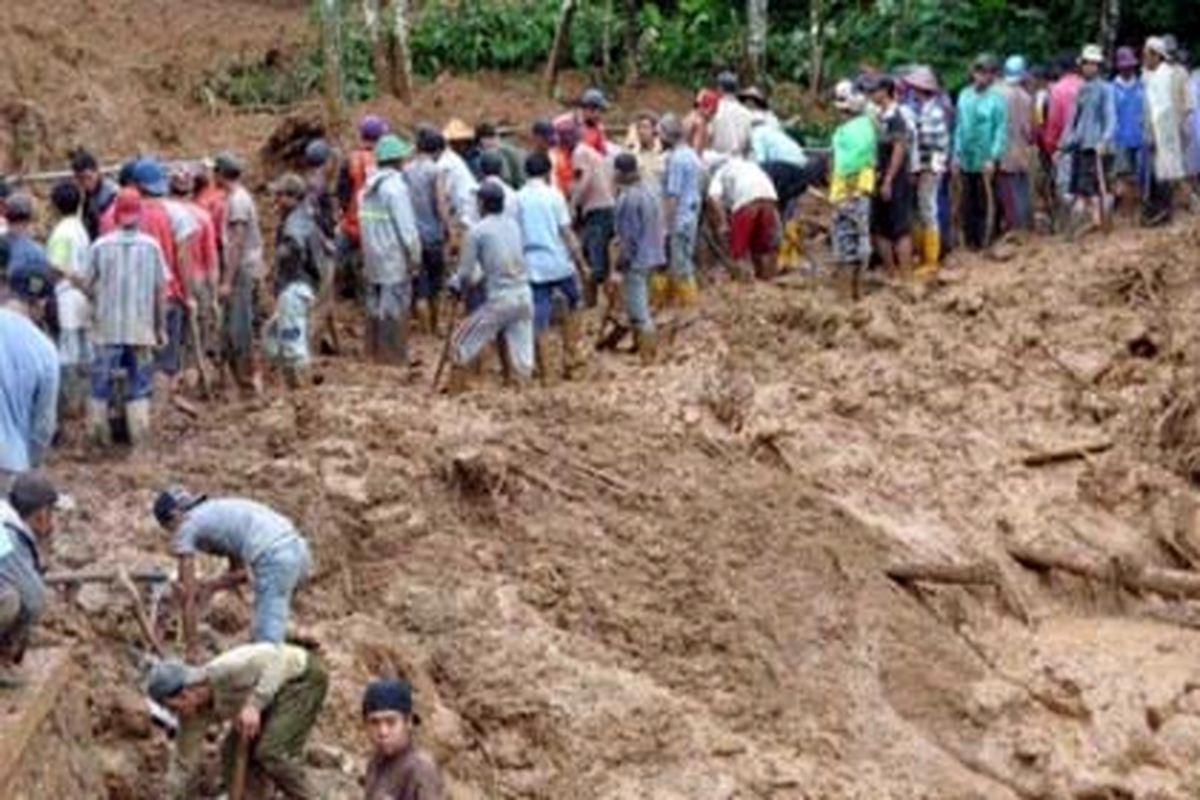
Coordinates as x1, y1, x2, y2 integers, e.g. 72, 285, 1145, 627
870, 175, 914, 240
762, 160, 822, 210
532, 276, 582, 332
1070, 150, 1110, 198
581, 208, 615, 283
414, 244, 446, 301
90, 344, 155, 402
730, 200, 781, 260
365, 281, 411, 321
668, 226, 698, 280
157, 300, 186, 376
832, 196, 872, 265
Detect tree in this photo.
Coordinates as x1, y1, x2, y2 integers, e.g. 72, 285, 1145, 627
318, 0, 346, 137
361, 0, 390, 95
390, 0, 414, 102
747, 0, 768, 84
809, 0, 824, 96
624, 0, 640, 83
544, 0, 578, 96
1099, 0, 1120, 58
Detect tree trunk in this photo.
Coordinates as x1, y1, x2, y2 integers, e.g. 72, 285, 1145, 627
318, 0, 346, 139
602, 0, 613, 76
362, 0, 389, 96
623, 0, 639, 84
1098, 0, 1120, 58
746, 0, 768, 84
808, 0, 823, 96
389, 0, 414, 102
544, 0, 577, 97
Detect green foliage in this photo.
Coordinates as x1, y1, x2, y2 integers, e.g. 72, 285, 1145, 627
198, 53, 322, 108
639, 0, 743, 84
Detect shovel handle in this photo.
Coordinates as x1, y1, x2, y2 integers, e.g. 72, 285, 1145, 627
229, 733, 250, 800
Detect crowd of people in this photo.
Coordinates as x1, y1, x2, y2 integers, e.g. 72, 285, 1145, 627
0, 34, 1199, 800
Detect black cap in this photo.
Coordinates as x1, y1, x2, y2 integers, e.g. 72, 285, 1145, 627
362, 679, 420, 722
717, 70, 739, 93
475, 122, 498, 140
152, 486, 205, 527
9, 473, 61, 517
531, 120, 555, 141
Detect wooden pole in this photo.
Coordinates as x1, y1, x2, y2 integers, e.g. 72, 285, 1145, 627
318, 0, 347, 140
746, 0, 769, 84
1009, 543, 1200, 599
544, 0, 578, 97
886, 560, 1031, 624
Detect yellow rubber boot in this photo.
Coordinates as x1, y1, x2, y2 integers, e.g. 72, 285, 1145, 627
920, 229, 941, 277
670, 275, 699, 308
649, 271, 670, 310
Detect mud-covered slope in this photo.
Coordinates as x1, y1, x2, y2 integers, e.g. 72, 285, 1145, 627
34, 220, 1200, 799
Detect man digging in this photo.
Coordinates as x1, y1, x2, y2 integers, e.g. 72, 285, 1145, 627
149, 641, 328, 800
152, 488, 313, 661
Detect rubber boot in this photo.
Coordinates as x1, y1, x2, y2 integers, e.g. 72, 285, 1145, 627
915, 229, 940, 279
125, 399, 152, 446
649, 271, 670, 310
413, 300, 432, 336
635, 328, 658, 366
88, 400, 112, 446
671, 275, 699, 308
535, 333, 554, 386
561, 311, 585, 380
444, 363, 472, 396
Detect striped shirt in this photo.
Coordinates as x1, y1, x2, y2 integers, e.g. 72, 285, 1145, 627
917, 97, 951, 173
85, 229, 167, 347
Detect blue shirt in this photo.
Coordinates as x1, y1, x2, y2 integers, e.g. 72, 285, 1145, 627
0, 308, 59, 472
0, 502, 46, 633
517, 179, 575, 284
1111, 76, 1145, 150
663, 145, 702, 234
173, 498, 301, 566
2, 233, 49, 287
750, 124, 808, 168
615, 181, 667, 272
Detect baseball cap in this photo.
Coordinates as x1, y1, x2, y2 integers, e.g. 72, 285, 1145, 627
213, 151, 243, 179
132, 158, 169, 197
114, 187, 143, 227
972, 53, 1000, 72
580, 87, 608, 109
362, 679, 420, 723
147, 659, 205, 704
358, 114, 388, 142
1080, 44, 1105, 65
9, 473, 65, 517
303, 138, 332, 168
152, 486, 205, 527
717, 71, 739, 93
531, 119, 556, 141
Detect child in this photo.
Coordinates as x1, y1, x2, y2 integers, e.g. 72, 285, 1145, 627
265, 174, 323, 389
830, 80, 877, 292
613, 153, 667, 364
362, 679, 445, 798
45, 181, 92, 418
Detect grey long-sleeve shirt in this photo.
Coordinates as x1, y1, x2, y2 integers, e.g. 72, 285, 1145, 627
1062, 78, 1117, 152
359, 168, 422, 286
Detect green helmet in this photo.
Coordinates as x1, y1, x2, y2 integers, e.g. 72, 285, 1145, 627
374, 134, 412, 164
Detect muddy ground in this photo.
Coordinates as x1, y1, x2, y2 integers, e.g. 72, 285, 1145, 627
11, 1, 1200, 798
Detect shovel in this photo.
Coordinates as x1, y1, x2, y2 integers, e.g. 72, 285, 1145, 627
229, 733, 251, 800
1096, 150, 1113, 233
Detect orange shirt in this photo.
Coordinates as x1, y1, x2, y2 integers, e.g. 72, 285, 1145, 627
341, 147, 375, 243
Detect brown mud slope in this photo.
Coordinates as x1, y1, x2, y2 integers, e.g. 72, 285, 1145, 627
0, 0, 690, 173
31, 219, 1200, 799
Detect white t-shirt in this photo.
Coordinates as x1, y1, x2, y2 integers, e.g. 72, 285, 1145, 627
47, 217, 91, 330
708, 157, 778, 212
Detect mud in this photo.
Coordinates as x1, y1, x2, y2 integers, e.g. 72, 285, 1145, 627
12, 2, 1200, 798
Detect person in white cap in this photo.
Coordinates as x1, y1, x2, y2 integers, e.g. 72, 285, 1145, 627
829, 80, 877, 288
1059, 45, 1116, 236
1143, 36, 1189, 225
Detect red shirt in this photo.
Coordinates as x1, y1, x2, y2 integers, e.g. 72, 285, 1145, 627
341, 147, 375, 243
1041, 73, 1083, 155
180, 201, 219, 282
101, 198, 186, 302
195, 185, 228, 254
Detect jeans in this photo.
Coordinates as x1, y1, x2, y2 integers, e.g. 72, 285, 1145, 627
581, 208, 615, 283
668, 226, 697, 281
531, 277, 582, 332
961, 172, 995, 250
90, 345, 155, 402
917, 172, 941, 228
251, 537, 311, 643
623, 268, 654, 332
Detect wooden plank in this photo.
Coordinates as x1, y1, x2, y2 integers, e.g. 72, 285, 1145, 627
0, 647, 76, 796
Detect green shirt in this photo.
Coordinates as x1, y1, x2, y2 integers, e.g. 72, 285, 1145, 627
954, 85, 1008, 172
832, 115, 878, 178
